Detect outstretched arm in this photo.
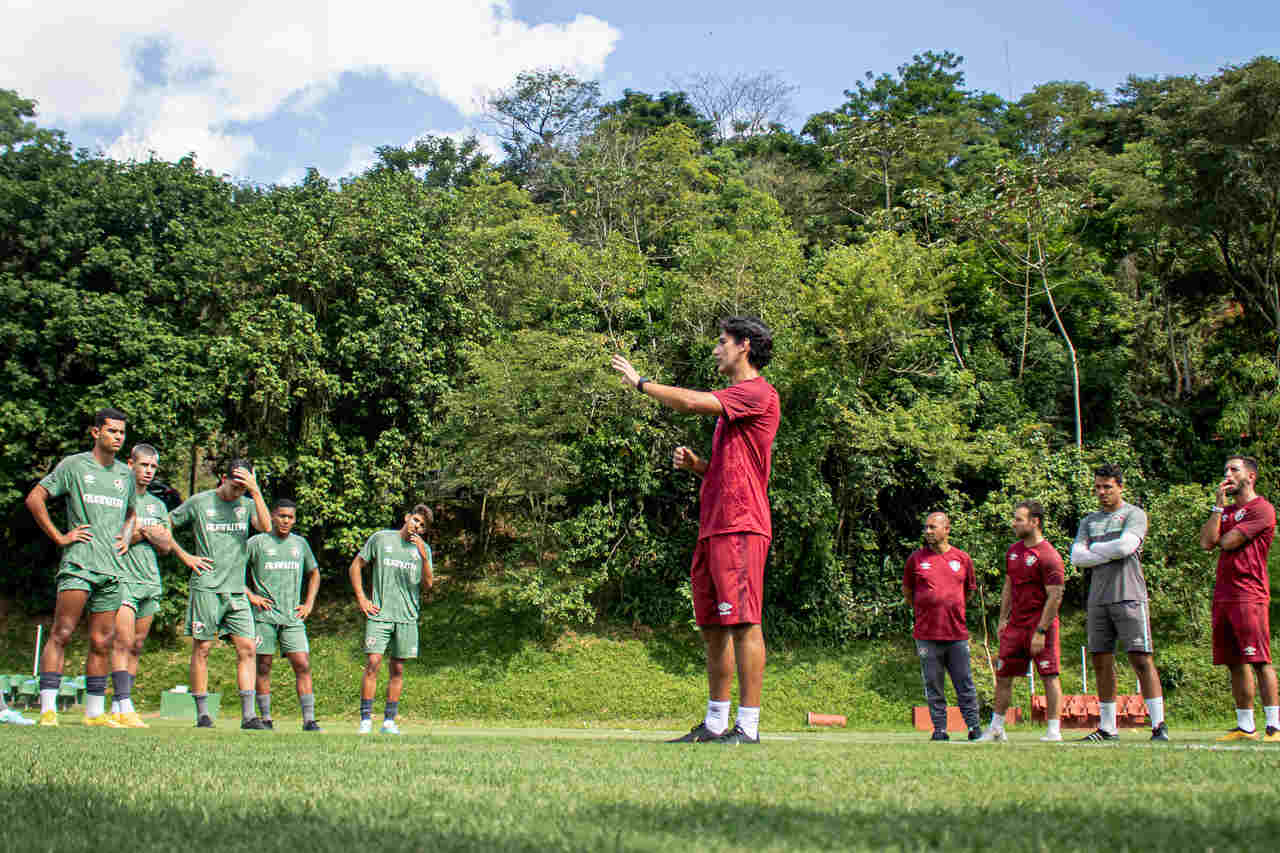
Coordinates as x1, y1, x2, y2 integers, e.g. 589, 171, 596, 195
611, 355, 724, 417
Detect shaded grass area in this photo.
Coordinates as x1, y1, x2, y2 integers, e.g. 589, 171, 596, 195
0, 585, 1238, 728
6, 725, 1280, 852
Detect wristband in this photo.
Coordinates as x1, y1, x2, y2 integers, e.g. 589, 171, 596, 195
636, 377, 649, 393
1212, 506, 1224, 515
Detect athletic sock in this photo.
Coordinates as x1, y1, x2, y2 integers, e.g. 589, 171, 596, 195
384, 701, 399, 722
111, 670, 130, 702
1046, 719, 1061, 737
1146, 697, 1165, 727
1265, 706, 1280, 729
256, 693, 272, 720
110, 700, 121, 715
120, 697, 135, 714
194, 693, 210, 719
1100, 701, 1118, 734
299, 693, 316, 724
85, 675, 108, 718
360, 698, 373, 721
704, 699, 730, 734
39, 672, 61, 714
735, 706, 760, 740
1237, 708, 1256, 732
990, 711, 1005, 732
239, 689, 255, 722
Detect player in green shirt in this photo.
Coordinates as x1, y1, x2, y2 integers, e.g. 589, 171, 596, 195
246, 499, 323, 731
169, 458, 271, 729
25, 408, 137, 728
109, 443, 174, 728
349, 503, 434, 734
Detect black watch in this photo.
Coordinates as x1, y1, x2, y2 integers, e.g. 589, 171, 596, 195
636, 377, 650, 393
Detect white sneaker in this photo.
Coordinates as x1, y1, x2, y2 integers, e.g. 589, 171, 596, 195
1039, 731, 1063, 742
0, 709, 35, 726
380, 720, 401, 735
358, 718, 372, 734
974, 727, 1008, 742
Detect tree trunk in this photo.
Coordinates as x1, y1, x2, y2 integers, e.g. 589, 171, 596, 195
1037, 238, 1082, 451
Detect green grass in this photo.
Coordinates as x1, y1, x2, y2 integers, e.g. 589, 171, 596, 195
0, 585, 1242, 728
6, 722, 1280, 852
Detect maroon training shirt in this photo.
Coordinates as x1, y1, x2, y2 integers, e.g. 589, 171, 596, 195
1005, 539, 1065, 630
698, 376, 781, 541
1215, 496, 1277, 603
904, 546, 975, 641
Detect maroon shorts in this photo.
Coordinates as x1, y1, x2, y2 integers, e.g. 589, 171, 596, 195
996, 622, 1060, 678
690, 533, 768, 626
1212, 600, 1271, 665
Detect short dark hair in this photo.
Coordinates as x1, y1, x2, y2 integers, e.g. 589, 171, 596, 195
225, 458, 253, 478
1094, 463, 1124, 485
720, 316, 774, 369
1228, 455, 1260, 475
130, 443, 159, 461
1015, 499, 1045, 529
273, 498, 297, 512
94, 408, 127, 427
410, 503, 433, 526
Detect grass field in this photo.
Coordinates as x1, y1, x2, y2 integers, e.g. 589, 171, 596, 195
7, 721, 1280, 852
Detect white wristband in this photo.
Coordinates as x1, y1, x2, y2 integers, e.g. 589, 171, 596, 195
1212, 506, 1225, 515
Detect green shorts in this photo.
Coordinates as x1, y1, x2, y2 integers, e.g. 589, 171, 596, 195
56, 564, 122, 613
121, 582, 163, 620
257, 621, 310, 655
186, 590, 255, 641
364, 620, 418, 659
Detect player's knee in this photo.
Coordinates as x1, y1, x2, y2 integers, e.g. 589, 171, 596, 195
256, 657, 273, 677
130, 639, 146, 658
49, 622, 76, 646
191, 642, 212, 661
363, 657, 382, 676
293, 658, 311, 676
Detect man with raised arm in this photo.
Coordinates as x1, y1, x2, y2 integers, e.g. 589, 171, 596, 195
612, 316, 780, 745
1201, 455, 1279, 741
109, 443, 174, 727
168, 458, 271, 729
349, 504, 434, 735
246, 499, 323, 731
903, 512, 981, 742
25, 408, 137, 728
1071, 463, 1168, 742
977, 500, 1065, 743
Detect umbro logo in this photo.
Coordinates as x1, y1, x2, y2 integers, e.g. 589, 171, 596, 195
1244, 646, 1258, 656
1039, 660, 1051, 670
717, 602, 733, 616
255, 635, 263, 648
366, 636, 379, 649
920, 561, 932, 571
949, 560, 962, 572
1025, 554, 1038, 567
192, 621, 206, 633
1235, 509, 1247, 522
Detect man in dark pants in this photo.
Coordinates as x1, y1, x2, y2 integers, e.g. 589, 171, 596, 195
904, 512, 980, 741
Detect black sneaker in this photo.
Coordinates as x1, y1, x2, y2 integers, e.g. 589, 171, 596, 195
1079, 728, 1119, 742
1151, 721, 1170, 741
666, 722, 724, 743
967, 726, 982, 741
302, 720, 322, 732
195, 715, 214, 728
930, 730, 950, 741
262, 718, 274, 730
714, 724, 760, 745
241, 717, 267, 730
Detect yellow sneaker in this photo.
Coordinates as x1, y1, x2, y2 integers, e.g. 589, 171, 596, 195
1263, 726, 1280, 742
1217, 727, 1259, 742
84, 713, 125, 728
114, 711, 149, 728
37, 710, 59, 727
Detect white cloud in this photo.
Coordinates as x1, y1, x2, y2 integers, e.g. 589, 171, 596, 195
3, 0, 620, 176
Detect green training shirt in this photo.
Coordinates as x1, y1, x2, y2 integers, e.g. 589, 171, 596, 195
38, 451, 138, 577
247, 532, 319, 626
359, 529, 430, 624
121, 490, 169, 588
169, 489, 256, 593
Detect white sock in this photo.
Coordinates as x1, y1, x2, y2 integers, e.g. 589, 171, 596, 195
40, 689, 57, 714
1100, 701, 1118, 734
1237, 708, 1256, 732
704, 699, 730, 734
1145, 697, 1165, 727
120, 698, 135, 714
110, 700, 120, 715
1046, 719, 1061, 736
85, 693, 105, 718
1265, 706, 1279, 729
990, 711, 1005, 732
735, 705, 760, 740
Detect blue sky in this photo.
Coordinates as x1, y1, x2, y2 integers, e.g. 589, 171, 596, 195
5, 1, 1276, 184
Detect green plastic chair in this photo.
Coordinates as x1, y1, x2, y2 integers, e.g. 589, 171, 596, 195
18, 678, 37, 708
